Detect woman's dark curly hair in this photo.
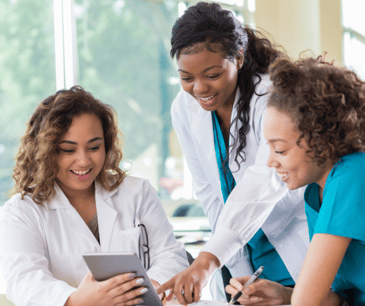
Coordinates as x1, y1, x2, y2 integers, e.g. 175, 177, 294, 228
171, 1, 283, 166
268, 56, 365, 166
11, 86, 125, 204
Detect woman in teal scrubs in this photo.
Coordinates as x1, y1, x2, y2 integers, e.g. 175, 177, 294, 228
227, 56, 365, 305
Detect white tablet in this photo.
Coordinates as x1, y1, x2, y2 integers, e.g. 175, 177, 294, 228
82, 252, 163, 306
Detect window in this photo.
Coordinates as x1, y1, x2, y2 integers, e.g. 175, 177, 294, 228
0, 0, 56, 204
342, 0, 365, 79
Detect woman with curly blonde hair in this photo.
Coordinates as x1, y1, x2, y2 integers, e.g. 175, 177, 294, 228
226, 57, 365, 306
0, 86, 188, 306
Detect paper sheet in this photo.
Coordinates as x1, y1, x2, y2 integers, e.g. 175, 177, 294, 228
166, 298, 290, 305
165, 300, 228, 306
190, 301, 228, 305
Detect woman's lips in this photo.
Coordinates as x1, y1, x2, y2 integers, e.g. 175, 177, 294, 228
196, 94, 218, 106
70, 168, 92, 181
277, 172, 290, 182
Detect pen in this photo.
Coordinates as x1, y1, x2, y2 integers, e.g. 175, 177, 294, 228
228, 266, 264, 305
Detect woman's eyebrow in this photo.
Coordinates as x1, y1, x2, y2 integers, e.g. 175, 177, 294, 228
178, 65, 223, 74
88, 137, 103, 143
268, 138, 287, 144
59, 137, 103, 145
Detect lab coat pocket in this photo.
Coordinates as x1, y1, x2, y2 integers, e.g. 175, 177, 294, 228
111, 227, 141, 254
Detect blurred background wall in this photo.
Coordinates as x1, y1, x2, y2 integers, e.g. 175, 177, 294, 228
255, 0, 342, 64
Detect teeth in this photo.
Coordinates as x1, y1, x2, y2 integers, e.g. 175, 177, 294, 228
279, 173, 289, 180
72, 169, 91, 175
199, 95, 215, 101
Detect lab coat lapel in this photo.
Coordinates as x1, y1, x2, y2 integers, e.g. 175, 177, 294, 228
51, 184, 101, 250
189, 102, 220, 181
95, 184, 118, 252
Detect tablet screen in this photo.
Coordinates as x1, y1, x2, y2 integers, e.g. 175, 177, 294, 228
83, 252, 163, 306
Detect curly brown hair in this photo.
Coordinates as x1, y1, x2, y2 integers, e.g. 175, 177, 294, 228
268, 56, 365, 166
11, 85, 125, 204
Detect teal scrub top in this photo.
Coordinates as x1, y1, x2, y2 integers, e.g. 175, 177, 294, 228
305, 152, 365, 305
212, 112, 294, 285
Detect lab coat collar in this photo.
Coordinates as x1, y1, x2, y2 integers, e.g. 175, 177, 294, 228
48, 181, 118, 210
49, 181, 119, 251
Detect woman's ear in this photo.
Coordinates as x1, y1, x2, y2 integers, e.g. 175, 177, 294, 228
236, 49, 244, 69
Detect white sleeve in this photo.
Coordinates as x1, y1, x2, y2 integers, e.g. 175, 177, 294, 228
201, 165, 288, 266
201, 80, 290, 266
139, 181, 189, 285
0, 202, 76, 306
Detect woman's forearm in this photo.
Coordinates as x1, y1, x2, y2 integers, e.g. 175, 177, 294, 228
292, 289, 343, 306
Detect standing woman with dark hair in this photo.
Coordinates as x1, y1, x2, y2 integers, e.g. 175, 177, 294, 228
158, 2, 309, 304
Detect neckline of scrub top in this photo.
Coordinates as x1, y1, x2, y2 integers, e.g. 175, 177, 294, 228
212, 111, 236, 203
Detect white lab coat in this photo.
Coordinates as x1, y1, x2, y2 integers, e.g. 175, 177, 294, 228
171, 74, 309, 295
0, 176, 189, 306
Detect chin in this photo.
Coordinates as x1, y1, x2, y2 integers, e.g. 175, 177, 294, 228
287, 181, 306, 191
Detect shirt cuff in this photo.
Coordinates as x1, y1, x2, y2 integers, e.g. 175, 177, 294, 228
200, 227, 243, 267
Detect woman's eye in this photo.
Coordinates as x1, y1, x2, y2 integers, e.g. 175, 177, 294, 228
89, 146, 100, 151
181, 77, 192, 82
275, 150, 285, 154
60, 149, 74, 153
207, 74, 221, 79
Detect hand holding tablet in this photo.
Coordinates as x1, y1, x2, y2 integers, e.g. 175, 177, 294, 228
83, 252, 164, 306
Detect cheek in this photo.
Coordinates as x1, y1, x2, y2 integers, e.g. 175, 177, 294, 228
97, 151, 106, 168
56, 156, 68, 172
181, 82, 192, 93
221, 73, 238, 94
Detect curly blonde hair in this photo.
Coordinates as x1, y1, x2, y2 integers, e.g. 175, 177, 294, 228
268, 56, 365, 166
11, 86, 126, 204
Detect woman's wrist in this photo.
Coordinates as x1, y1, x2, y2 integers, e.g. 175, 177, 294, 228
64, 291, 82, 306
282, 286, 294, 305
194, 252, 220, 273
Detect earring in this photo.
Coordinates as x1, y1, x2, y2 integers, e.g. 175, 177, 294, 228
237, 58, 243, 69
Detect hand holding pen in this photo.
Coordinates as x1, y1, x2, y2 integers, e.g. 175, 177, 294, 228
228, 266, 264, 305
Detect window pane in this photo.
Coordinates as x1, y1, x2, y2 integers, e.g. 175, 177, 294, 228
342, 0, 365, 36
343, 33, 365, 80
74, 0, 183, 198
0, 0, 56, 205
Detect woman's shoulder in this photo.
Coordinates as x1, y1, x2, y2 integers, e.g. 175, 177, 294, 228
326, 152, 365, 191
333, 152, 365, 174
1, 193, 44, 222
254, 73, 272, 94
113, 176, 154, 194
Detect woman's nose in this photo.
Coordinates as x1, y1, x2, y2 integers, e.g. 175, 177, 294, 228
77, 150, 91, 165
267, 152, 279, 168
193, 79, 209, 95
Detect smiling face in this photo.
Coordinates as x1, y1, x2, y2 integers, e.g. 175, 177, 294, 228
56, 113, 106, 198
264, 107, 334, 190
177, 44, 241, 112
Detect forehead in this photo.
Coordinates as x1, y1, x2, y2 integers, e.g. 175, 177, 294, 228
61, 113, 103, 140
177, 45, 228, 72
264, 107, 299, 143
